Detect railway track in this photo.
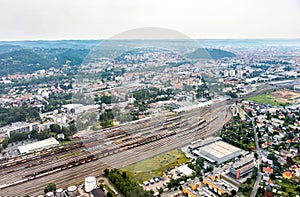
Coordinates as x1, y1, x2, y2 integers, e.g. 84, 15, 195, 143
0, 142, 84, 170
0, 102, 231, 196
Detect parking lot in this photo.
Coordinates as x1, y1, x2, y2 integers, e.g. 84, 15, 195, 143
142, 166, 188, 192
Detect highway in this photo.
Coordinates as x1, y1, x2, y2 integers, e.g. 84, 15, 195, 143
0, 99, 232, 196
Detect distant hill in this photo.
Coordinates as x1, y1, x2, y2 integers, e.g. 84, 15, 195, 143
185, 48, 235, 59
0, 40, 99, 49
33, 48, 89, 65
0, 48, 89, 76
0, 49, 58, 76
0, 44, 23, 54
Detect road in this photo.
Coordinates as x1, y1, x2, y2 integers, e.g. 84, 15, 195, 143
240, 105, 262, 197
250, 117, 262, 197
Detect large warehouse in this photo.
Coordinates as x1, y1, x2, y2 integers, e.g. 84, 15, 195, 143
192, 141, 241, 164
18, 137, 59, 154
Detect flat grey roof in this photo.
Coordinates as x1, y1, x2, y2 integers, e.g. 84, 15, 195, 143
200, 141, 241, 159
189, 136, 221, 150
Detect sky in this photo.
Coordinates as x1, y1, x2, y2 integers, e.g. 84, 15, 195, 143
0, 0, 300, 40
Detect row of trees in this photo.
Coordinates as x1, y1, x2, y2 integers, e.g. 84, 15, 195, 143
104, 169, 153, 197
132, 87, 174, 101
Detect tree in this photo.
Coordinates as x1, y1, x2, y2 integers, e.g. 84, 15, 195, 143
104, 168, 110, 176
122, 171, 127, 178
50, 124, 61, 134
44, 182, 56, 193
254, 152, 258, 160
107, 191, 113, 197
267, 153, 276, 161
205, 165, 214, 173
231, 189, 237, 196
24, 195, 30, 197
196, 157, 205, 168
106, 169, 152, 197
295, 185, 300, 192
99, 184, 104, 191
270, 173, 276, 180
251, 167, 258, 179
158, 188, 164, 194
246, 178, 252, 184
30, 129, 38, 139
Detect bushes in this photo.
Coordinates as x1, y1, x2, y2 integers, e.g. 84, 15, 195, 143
44, 182, 56, 193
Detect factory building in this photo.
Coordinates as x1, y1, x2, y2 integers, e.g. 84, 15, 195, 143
85, 176, 97, 192
192, 141, 241, 164
67, 185, 77, 197
189, 137, 222, 151
230, 154, 255, 179
18, 137, 59, 154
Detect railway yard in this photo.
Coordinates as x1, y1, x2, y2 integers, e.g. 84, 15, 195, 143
0, 100, 233, 196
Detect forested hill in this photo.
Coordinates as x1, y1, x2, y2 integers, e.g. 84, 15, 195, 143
0, 44, 23, 54
186, 48, 236, 59
0, 48, 89, 76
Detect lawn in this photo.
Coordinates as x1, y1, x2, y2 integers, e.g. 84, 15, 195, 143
121, 149, 189, 183
247, 93, 284, 106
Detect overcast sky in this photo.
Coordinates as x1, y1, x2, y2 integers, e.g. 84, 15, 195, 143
0, 0, 300, 40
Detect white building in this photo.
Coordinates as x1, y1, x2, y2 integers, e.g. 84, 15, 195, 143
0, 122, 39, 138
18, 137, 59, 154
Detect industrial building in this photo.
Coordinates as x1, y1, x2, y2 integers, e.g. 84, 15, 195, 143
67, 185, 77, 197
188, 137, 222, 151
18, 137, 59, 154
85, 176, 97, 192
192, 141, 241, 164
230, 154, 255, 179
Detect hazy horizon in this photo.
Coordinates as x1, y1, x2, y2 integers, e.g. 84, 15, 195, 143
1, 0, 299, 41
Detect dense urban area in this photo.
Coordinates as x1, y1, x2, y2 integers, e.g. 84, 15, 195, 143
0, 39, 300, 197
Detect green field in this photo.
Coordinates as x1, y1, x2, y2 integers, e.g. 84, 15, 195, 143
121, 149, 189, 183
247, 93, 284, 106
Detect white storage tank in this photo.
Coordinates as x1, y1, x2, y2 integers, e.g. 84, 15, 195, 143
55, 188, 64, 197
46, 192, 54, 197
67, 185, 77, 197
84, 176, 96, 192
